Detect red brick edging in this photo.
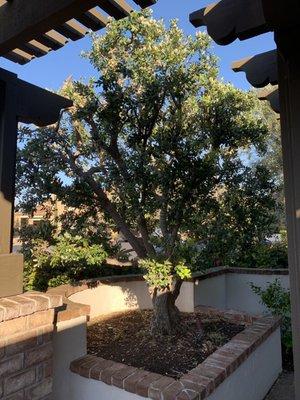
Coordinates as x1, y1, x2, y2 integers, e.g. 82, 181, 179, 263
70, 312, 280, 400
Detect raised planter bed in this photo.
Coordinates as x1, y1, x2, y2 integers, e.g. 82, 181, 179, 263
49, 268, 286, 400
69, 310, 281, 400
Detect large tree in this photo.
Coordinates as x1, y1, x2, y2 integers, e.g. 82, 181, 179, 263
17, 11, 273, 334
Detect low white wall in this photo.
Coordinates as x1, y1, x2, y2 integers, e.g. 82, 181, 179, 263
70, 374, 144, 400
69, 280, 195, 318
53, 316, 87, 400
207, 328, 282, 400
194, 274, 226, 310
225, 273, 290, 314
194, 272, 290, 315
69, 272, 290, 319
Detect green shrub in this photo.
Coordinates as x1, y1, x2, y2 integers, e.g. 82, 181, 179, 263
251, 279, 292, 351
18, 220, 55, 262
24, 233, 108, 291
237, 241, 288, 269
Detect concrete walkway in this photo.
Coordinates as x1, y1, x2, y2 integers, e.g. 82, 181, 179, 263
265, 373, 294, 400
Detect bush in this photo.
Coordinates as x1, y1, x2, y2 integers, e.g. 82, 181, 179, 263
18, 220, 55, 262
251, 279, 293, 369
236, 241, 288, 269
24, 233, 108, 291
194, 235, 288, 271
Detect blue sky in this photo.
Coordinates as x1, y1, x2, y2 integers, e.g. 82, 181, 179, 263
0, 0, 276, 92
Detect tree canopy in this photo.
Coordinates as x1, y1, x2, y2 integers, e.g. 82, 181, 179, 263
17, 10, 279, 333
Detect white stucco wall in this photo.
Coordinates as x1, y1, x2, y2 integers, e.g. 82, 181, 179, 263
194, 274, 226, 309
225, 273, 290, 314
68, 272, 290, 319
53, 316, 87, 400
70, 374, 144, 400
194, 272, 290, 315
69, 280, 195, 318
207, 328, 282, 400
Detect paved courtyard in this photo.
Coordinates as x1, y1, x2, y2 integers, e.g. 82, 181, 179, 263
265, 373, 294, 400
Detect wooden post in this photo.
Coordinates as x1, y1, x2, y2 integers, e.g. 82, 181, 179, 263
0, 79, 17, 254
276, 30, 300, 399
0, 68, 72, 297
0, 78, 23, 296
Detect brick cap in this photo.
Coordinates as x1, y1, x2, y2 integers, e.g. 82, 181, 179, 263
70, 314, 281, 399
0, 292, 63, 322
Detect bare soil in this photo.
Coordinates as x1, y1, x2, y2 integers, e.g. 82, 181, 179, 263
87, 310, 244, 379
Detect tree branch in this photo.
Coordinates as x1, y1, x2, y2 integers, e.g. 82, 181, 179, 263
56, 131, 148, 259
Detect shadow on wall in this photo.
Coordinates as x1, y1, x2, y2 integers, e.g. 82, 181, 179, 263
68, 276, 194, 319
67, 276, 153, 319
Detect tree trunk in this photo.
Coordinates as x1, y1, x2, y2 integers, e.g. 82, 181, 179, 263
151, 281, 182, 335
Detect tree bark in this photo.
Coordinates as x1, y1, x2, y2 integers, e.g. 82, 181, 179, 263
151, 280, 182, 335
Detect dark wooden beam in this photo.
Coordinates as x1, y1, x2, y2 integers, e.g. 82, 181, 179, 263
36, 31, 69, 51
133, 0, 157, 8
55, 20, 89, 41
276, 43, 300, 400
262, 0, 300, 31
257, 86, 280, 113
16, 80, 73, 127
76, 8, 108, 32
18, 40, 51, 58
0, 0, 132, 56
0, 79, 17, 255
3, 49, 34, 65
190, 0, 300, 45
232, 49, 278, 88
189, 0, 268, 45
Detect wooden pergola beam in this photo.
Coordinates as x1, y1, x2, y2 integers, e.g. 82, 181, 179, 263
232, 50, 278, 88
189, 0, 300, 45
0, 0, 157, 64
257, 86, 280, 113
189, 0, 268, 45
0, 0, 108, 55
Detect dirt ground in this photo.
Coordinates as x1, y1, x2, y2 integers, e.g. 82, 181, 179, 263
87, 310, 244, 379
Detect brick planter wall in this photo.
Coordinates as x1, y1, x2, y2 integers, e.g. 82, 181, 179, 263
0, 292, 62, 400
70, 309, 281, 400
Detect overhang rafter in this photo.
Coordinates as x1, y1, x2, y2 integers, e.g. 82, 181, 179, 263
232, 50, 278, 88
0, 0, 156, 65
190, 0, 300, 45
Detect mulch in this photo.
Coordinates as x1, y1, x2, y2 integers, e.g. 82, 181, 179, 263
87, 310, 244, 379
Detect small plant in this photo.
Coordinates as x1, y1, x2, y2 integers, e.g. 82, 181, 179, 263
251, 280, 293, 355
140, 259, 191, 289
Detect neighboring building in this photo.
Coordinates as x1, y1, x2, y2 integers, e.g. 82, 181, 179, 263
13, 197, 137, 259
13, 196, 68, 249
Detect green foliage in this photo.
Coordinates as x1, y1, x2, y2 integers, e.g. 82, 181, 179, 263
174, 262, 192, 280
140, 259, 191, 289
24, 233, 108, 291
236, 241, 287, 269
18, 220, 55, 262
251, 280, 292, 350
190, 166, 285, 270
